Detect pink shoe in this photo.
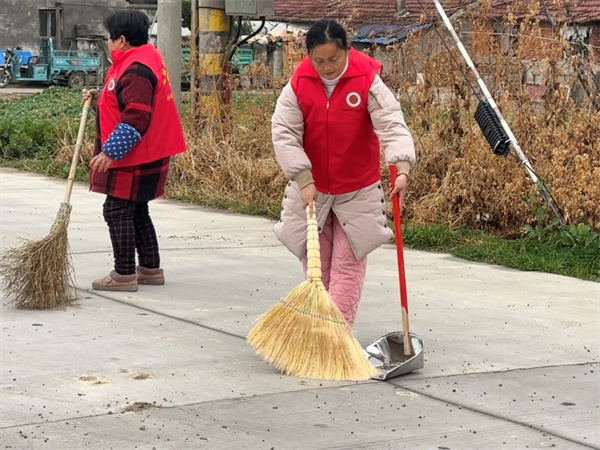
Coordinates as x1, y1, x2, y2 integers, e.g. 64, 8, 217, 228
92, 271, 138, 292
137, 266, 165, 286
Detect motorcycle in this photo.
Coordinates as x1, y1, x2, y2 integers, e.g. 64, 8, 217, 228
0, 46, 21, 88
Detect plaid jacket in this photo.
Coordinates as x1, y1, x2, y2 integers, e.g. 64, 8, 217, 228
91, 62, 170, 202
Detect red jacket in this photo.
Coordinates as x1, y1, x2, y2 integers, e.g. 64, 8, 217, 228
98, 44, 186, 169
291, 48, 382, 195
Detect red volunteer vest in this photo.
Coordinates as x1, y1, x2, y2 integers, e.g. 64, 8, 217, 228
291, 48, 382, 195
98, 44, 186, 169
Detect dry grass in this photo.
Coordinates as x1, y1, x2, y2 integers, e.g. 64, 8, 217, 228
168, 94, 286, 217
166, 4, 598, 236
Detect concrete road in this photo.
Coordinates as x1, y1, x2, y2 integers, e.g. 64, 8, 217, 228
0, 86, 46, 97
1, 168, 598, 449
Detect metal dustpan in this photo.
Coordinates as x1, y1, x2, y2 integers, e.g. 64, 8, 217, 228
365, 166, 424, 381
365, 332, 424, 380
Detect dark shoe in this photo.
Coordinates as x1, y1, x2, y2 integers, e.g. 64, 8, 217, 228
92, 271, 138, 292
137, 266, 165, 285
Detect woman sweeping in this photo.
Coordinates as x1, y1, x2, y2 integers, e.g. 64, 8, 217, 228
83, 10, 186, 292
273, 19, 416, 328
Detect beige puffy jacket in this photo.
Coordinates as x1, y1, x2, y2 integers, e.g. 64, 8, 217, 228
272, 74, 416, 261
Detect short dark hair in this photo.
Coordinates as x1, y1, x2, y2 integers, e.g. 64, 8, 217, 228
104, 10, 150, 47
306, 20, 348, 53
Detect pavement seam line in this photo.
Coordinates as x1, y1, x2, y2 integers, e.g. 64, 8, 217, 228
393, 384, 600, 450
77, 290, 599, 449
82, 290, 599, 380
3, 378, 595, 450
80, 288, 247, 340
0, 383, 375, 431
69, 244, 281, 256
399, 361, 599, 382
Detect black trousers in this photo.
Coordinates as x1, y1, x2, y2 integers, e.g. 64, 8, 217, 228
103, 196, 161, 276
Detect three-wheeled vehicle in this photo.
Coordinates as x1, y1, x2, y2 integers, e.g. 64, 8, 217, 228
0, 38, 101, 89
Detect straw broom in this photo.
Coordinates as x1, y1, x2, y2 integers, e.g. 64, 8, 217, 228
0, 98, 92, 309
247, 203, 377, 381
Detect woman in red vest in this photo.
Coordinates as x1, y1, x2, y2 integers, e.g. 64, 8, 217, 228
273, 20, 416, 328
82, 11, 186, 292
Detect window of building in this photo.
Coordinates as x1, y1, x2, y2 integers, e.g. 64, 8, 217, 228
39, 9, 57, 38
562, 26, 591, 58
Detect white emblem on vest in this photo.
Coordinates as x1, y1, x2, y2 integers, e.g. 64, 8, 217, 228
107, 79, 116, 91
346, 92, 361, 108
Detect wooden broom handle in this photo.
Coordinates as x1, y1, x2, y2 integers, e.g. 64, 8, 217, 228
305, 202, 322, 281
64, 97, 93, 205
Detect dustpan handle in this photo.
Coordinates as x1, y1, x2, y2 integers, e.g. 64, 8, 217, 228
305, 202, 321, 282
390, 165, 408, 313
390, 166, 412, 356
64, 97, 93, 205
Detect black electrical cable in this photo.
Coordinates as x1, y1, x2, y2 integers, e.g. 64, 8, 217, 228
232, 16, 243, 47
228, 17, 266, 62
225, 16, 243, 65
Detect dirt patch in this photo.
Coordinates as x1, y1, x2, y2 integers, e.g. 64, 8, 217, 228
79, 375, 109, 386
119, 402, 161, 414
132, 373, 153, 381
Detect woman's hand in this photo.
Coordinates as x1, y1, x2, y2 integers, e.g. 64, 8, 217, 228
90, 152, 114, 173
82, 89, 99, 107
301, 183, 318, 209
390, 173, 408, 202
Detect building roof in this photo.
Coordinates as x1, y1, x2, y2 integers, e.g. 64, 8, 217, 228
353, 23, 432, 45
273, 0, 600, 25
273, 0, 466, 26
483, 0, 600, 24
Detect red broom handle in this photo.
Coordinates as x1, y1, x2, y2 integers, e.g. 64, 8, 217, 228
390, 165, 412, 356
390, 165, 408, 313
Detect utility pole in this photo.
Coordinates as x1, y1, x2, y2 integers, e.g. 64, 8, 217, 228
191, 0, 198, 116
157, 0, 182, 110
196, 0, 230, 120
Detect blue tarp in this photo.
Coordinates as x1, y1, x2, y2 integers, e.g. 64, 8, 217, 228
353, 24, 432, 45
0, 50, 33, 67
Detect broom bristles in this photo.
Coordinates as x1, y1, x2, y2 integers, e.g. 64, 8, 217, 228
247, 279, 378, 381
1, 203, 76, 310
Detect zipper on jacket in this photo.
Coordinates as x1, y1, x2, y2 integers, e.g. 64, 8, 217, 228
326, 100, 331, 194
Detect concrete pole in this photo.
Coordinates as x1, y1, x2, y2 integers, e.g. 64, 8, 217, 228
196, 0, 230, 119
272, 44, 284, 78
190, 0, 198, 116
157, 0, 182, 111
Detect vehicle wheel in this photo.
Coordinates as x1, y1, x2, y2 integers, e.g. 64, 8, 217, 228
67, 72, 86, 89
0, 70, 11, 89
